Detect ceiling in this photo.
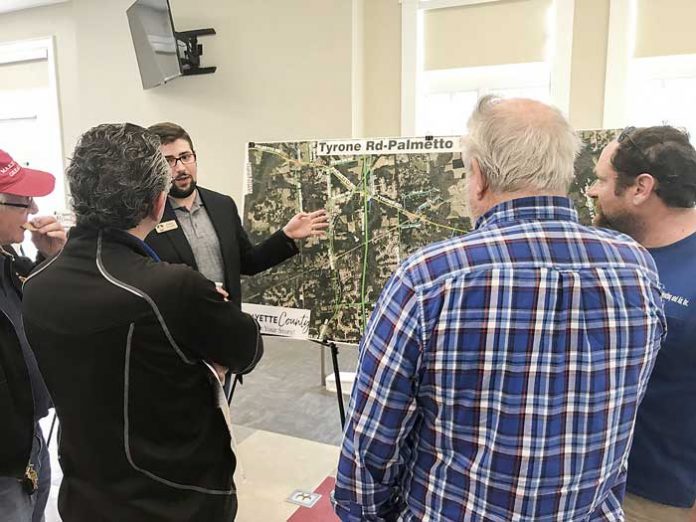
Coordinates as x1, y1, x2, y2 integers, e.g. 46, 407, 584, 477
0, 0, 69, 15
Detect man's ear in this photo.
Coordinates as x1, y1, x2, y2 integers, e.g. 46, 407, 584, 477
470, 158, 489, 200
151, 191, 167, 223
631, 173, 657, 205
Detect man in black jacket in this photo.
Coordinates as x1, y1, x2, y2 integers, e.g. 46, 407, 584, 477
144, 122, 328, 307
0, 149, 66, 522
22, 124, 263, 522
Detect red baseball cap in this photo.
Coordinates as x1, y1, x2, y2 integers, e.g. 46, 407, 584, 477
0, 150, 55, 197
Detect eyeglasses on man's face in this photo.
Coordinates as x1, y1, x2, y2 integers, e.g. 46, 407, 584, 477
165, 151, 196, 168
0, 197, 33, 209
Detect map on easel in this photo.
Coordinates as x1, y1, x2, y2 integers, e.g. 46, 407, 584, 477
241, 130, 618, 342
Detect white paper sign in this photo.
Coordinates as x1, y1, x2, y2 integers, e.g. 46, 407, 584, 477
241, 303, 311, 339
315, 137, 462, 156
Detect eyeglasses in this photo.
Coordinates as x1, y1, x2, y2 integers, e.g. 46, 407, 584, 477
165, 152, 196, 168
0, 197, 33, 209
617, 126, 652, 172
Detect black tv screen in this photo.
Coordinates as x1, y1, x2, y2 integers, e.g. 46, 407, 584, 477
127, 0, 181, 89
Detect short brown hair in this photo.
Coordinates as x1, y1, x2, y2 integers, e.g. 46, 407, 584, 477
147, 122, 194, 150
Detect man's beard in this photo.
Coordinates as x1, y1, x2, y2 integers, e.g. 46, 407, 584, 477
593, 204, 644, 241
169, 177, 197, 199
593, 205, 615, 229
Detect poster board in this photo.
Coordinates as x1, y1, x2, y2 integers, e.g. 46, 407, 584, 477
241, 131, 619, 343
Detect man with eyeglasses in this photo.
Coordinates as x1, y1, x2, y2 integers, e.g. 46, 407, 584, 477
145, 122, 328, 309
145, 122, 328, 390
0, 150, 66, 522
588, 125, 696, 522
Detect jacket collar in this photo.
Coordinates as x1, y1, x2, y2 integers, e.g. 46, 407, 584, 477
155, 186, 230, 284
157, 202, 198, 268
474, 196, 579, 230
70, 225, 160, 261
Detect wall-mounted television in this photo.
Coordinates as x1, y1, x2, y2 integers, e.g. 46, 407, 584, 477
127, 0, 216, 90
127, 0, 181, 89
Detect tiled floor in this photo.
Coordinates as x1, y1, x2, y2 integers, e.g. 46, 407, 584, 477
235, 430, 340, 521
42, 337, 358, 521
231, 337, 358, 446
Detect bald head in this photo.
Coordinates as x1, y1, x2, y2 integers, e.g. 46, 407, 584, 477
496, 97, 564, 128
463, 95, 581, 194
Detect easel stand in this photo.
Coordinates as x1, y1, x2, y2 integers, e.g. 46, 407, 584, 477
226, 374, 241, 406
311, 338, 346, 429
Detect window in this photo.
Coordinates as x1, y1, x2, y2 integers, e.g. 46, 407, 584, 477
627, 54, 696, 140
402, 0, 573, 136
417, 62, 551, 135
0, 37, 65, 256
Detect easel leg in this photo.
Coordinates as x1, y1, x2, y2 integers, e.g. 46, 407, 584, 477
329, 342, 346, 429
320, 343, 326, 386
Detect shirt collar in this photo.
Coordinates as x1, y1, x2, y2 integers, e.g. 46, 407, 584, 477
474, 196, 579, 230
134, 235, 161, 261
169, 189, 202, 212
106, 228, 161, 262
69, 226, 161, 262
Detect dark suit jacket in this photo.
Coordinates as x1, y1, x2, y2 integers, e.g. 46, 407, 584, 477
22, 226, 263, 521
145, 186, 298, 306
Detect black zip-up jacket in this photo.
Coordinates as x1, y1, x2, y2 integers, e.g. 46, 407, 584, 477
22, 226, 263, 522
0, 246, 37, 478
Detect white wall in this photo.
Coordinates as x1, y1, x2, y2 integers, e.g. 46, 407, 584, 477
0, 0, 353, 202
6, 0, 696, 186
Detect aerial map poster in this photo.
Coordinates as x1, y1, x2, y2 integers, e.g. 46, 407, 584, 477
241, 130, 619, 343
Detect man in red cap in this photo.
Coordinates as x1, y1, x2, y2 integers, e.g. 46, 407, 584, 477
0, 149, 66, 522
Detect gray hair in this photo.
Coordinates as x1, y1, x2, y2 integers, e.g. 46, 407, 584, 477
463, 95, 581, 193
67, 123, 169, 230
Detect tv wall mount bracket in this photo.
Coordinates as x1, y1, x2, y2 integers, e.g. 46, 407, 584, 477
175, 28, 217, 76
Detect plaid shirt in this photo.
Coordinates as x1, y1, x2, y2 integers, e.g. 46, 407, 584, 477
334, 196, 666, 522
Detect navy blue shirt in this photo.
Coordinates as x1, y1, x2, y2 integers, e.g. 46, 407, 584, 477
627, 230, 696, 507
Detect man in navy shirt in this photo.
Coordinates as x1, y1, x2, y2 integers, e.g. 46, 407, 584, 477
589, 125, 696, 521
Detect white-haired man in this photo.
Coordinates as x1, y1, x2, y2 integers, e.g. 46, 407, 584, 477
333, 96, 666, 521
0, 149, 65, 522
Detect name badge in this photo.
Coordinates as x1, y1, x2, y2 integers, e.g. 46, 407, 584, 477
155, 220, 178, 234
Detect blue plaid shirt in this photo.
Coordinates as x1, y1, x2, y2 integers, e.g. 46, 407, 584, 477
334, 196, 666, 522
